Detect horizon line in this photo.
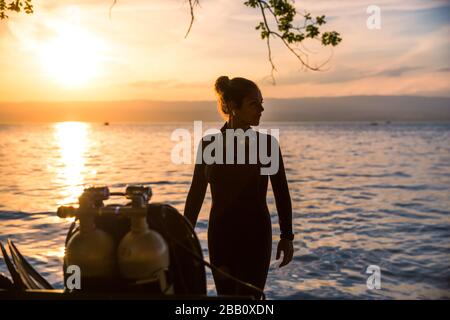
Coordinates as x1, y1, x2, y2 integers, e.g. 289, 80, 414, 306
1, 94, 450, 104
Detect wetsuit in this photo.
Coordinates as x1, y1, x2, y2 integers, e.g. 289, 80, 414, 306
184, 122, 293, 298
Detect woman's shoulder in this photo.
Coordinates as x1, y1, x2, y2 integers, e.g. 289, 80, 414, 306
197, 127, 281, 150
255, 129, 280, 149
199, 131, 222, 145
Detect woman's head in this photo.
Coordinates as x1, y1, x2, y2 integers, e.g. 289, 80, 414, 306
214, 76, 264, 126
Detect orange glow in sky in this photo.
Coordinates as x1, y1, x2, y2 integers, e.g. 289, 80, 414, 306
0, 0, 448, 102
38, 7, 106, 87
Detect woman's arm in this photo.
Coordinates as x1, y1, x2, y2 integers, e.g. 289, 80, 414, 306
183, 142, 208, 228
270, 142, 294, 268
270, 145, 294, 241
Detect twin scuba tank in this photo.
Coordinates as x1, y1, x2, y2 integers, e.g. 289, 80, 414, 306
57, 185, 171, 293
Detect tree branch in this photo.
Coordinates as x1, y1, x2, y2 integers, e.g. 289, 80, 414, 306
109, 0, 117, 20
6, 0, 342, 84
185, 0, 199, 38
258, 2, 277, 83
245, 0, 342, 81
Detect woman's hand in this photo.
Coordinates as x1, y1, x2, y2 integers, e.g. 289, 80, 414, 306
276, 239, 294, 268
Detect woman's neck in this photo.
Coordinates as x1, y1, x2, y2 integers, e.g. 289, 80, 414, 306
227, 117, 250, 130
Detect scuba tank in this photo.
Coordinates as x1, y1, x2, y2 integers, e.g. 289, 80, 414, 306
116, 186, 171, 293
57, 186, 116, 290
58, 184, 204, 295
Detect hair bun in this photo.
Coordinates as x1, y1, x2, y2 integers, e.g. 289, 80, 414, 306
215, 76, 230, 94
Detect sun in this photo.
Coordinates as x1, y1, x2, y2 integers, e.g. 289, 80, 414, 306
39, 9, 105, 87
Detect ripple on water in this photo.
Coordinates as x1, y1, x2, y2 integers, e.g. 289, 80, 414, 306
368, 183, 446, 191
1, 123, 449, 299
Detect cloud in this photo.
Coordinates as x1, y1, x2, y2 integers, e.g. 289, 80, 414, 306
294, 0, 450, 17
128, 79, 208, 89
372, 66, 425, 77
274, 66, 429, 86
1, 0, 449, 101
436, 67, 450, 72
129, 80, 175, 88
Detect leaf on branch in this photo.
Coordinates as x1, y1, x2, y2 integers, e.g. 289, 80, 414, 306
1, 0, 33, 19
316, 15, 326, 25
306, 24, 319, 38
243, 0, 342, 83
322, 31, 342, 46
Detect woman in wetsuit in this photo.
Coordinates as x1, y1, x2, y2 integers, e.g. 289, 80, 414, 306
184, 76, 294, 298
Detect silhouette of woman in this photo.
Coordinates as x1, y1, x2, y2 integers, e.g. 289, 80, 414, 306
184, 76, 294, 298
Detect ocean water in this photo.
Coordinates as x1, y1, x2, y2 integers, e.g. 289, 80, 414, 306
0, 121, 449, 299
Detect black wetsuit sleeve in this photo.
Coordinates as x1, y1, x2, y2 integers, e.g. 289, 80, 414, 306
183, 140, 208, 228
270, 146, 294, 240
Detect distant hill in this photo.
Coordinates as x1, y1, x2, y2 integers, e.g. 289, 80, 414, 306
0, 96, 449, 122
263, 96, 450, 122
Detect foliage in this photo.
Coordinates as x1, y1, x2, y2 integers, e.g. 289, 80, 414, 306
1, 0, 342, 82
243, 0, 342, 80
0, 0, 33, 20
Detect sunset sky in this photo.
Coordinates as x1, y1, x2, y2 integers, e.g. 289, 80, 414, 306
0, 0, 449, 102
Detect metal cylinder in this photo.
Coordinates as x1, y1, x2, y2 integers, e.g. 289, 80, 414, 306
65, 215, 116, 279
117, 216, 170, 292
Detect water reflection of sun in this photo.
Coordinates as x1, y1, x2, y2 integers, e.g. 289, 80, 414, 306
54, 122, 90, 205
